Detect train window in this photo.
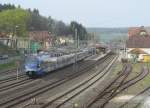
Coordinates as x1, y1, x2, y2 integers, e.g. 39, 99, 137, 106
51, 54, 54, 57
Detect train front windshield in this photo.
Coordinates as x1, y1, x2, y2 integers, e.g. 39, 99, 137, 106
25, 56, 39, 64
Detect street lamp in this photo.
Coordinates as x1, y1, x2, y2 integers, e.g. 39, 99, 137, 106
15, 25, 19, 80
15, 25, 19, 50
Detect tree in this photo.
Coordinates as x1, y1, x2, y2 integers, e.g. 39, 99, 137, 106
52, 21, 68, 36
0, 8, 31, 37
0, 3, 15, 12
27, 8, 49, 31
48, 18, 71, 36
0, 4, 87, 40
70, 21, 87, 40
47, 16, 54, 32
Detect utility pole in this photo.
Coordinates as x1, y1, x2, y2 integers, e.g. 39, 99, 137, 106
123, 38, 126, 58
15, 25, 19, 50
74, 28, 78, 72
75, 29, 79, 49
75, 28, 78, 59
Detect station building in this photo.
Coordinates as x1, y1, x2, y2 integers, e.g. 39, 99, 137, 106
95, 44, 108, 54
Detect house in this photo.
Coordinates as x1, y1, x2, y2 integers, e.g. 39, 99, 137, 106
127, 27, 150, 62
128, 27, 141, 37
28, 31, 53, 52
95, 44, 107, 54
0, 31, 53, 53
128, 26, 148, 37
0, 32, 11, 45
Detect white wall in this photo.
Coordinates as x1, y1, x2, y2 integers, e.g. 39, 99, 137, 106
127, 48, 150, 61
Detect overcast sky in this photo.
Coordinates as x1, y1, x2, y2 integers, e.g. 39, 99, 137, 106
1, 0, 150, 27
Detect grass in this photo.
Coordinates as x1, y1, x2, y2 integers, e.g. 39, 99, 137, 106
110, 62, 150, 93
0, 61, 17, 71
123, 63, 150, 108
129, 62, 150, 86
117, 63, 150, 94
112, 62, 149, 81
110, 62, 150, 108
112, 61, 123, 75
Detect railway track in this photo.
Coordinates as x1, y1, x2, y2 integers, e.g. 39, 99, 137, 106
0, 68, 25, 80
0, 54, 108, 92
0, 68, 16, 75
118, 67, 150, 108
38, 55, 117, 108
0, 67, 27, 83
0, 60, 95, 93
85, 64, 132, 108
0, 53, 115, 108
0, 78, 32, 92
102, 66, 149, 108
118, 87, 150, 108
85, 66, 149, 108
0, 73, 27, 84
132, 88, 150, 108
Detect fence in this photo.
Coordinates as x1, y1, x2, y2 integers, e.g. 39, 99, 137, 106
0, 56, 20, 65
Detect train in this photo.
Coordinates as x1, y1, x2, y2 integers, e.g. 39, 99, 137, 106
24, 47, 95, 78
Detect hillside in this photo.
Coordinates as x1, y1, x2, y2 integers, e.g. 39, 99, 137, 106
87, 28, 128, 42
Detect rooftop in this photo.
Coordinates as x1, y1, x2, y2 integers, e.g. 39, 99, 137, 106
127, 35, 150, 48
128, 26, 148, 37
28, 31, 52, 42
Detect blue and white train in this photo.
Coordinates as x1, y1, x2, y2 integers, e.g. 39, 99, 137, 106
24, 48, 95, 78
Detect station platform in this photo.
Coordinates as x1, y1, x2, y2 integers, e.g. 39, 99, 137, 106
85, 50, 111, 61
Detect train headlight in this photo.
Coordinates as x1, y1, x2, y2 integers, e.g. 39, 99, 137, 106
37, 64, 40, 68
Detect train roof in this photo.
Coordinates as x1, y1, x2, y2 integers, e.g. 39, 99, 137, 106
35, 53, 74, 62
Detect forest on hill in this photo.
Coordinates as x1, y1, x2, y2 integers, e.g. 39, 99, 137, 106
0, 4, 88, 40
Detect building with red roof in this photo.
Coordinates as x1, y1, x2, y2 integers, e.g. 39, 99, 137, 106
127, 27, 150, 62
28, 31, 53, 50
128, 26, 148, 37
